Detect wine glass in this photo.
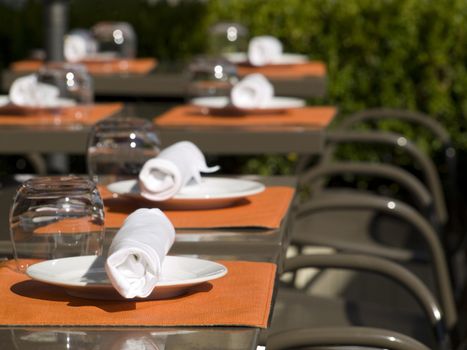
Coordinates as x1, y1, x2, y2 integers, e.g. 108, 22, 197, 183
87, 116, 161, 184
9, 176, 105, 273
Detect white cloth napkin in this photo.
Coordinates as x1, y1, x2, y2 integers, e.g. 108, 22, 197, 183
139, 141, 219, 201
64, 30, 97, 62
247, 36, 283, 66
9, 74, 61, 107
105, 208, 175, 299
230, 73, 274, 109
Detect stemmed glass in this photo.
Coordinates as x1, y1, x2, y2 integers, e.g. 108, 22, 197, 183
9, 176, 105, 273
87, 117, 161, 184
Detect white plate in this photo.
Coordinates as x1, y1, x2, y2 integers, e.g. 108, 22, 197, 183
191, 96, 305, 115
224, 52, 308, 65
107, 177, 265, 209
26, 255, 227, 300
0, 95, 76, 114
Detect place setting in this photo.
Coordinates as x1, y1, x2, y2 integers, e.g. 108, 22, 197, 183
11, 21, 157, 76
154, 65, 335, 128
219, 34, 325, 79
88, 129, 295, 229
0, 63, 122, 126
0, 174, 276, 329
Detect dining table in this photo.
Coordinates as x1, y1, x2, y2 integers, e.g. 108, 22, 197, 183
0, 101, 336, 157
0, 174, 297, 349
2, 59, 327, 100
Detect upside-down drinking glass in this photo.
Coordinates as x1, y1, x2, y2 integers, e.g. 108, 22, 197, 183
37, 62, 94, 125
208, 22, 249, 56
186, 55, 238, 101
9, 176, 105, 273
87, 116, 161, 184
91, 21, 137, 59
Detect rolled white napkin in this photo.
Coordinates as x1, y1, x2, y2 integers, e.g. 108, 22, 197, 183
64, 30, 97, 62
247, 35, 283, 66
139, 141, 219, 201
230, 73, 274, 109
105, 208, 175, 299
9, 74, 61, 107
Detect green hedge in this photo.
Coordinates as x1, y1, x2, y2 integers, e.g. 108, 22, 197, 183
2, 0, 467, 152
207, 0, 467, 152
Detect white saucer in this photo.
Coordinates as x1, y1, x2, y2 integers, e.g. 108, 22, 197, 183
191, 96, 305, 115
26, 255, 228, 300
224, 52, 308, 65
107, 177, 265, 209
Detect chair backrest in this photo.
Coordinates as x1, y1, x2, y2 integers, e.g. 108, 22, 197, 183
283, 253, 452, 349
336, 108, 463, 253
295, 195, 457, 330
298, 162, 436, 225
322, 131, 448, 227
267, 326, 431, 350
336, 108, 451, 147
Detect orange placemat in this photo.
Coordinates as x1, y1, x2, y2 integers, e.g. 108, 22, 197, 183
0, 103, 122, 126
100, 186, 295, 230
0, 260, 276, 328
237, 61, 326, 79
154, 105, 336, 128
11, 58, 157, 75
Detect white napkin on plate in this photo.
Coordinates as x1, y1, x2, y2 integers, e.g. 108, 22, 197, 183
64, 31, 97, 62
230, 73, 274, 109
9, 74, 61, 107
139, 141, 220, 201
105, 208, 175, 299
247, 36, 283, 66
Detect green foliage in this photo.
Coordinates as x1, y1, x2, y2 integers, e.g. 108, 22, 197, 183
207, 0, 467, 151
0, 0, 42, 67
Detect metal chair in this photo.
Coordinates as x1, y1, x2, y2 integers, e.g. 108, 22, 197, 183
294, 129, 466, 289
291, 190, 456, 331
267, 327, 431, 350
336, 108, 457, 212
326, 108, 466, 296
331, 108, 463, 250
266, 254, 453, 349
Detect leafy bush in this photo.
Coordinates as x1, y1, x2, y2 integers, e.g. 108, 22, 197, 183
205, 0, 467, 179
207, 0, 467, 150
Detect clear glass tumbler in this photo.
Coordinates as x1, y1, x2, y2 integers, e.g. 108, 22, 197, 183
186, 56, 238, 100
37, 62, 94, 125
87, 117, 161, 184
208, 22, 249, 55
91, 21, 137, 59
37, 62, 94, 105
9, 176, 105, 273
